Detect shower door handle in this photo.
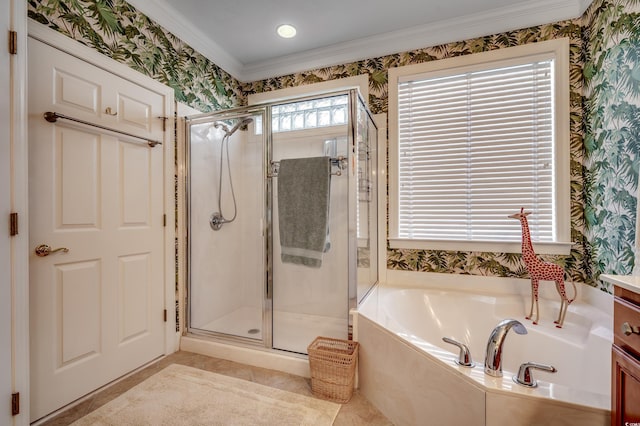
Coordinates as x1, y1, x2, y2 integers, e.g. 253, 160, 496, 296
266, 274, 272, 300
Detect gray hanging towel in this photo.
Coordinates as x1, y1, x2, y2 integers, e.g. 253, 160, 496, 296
277, 156, 331, 267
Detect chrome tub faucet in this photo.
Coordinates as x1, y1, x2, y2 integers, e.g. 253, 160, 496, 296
484, 319, 527, 377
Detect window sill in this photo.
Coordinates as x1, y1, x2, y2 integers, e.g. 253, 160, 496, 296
388, 238, 574, 255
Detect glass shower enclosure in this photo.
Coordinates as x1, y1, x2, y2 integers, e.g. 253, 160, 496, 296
185, 89, 378, 355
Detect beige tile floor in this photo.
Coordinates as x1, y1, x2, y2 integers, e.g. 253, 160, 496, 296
40, 350, 393, 425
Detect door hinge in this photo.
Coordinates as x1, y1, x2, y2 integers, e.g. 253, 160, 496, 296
9, 212, 18, 236
163, 309, 167, 322
163, 214, 167, 227
11, 392, 19, 416
8, 31, 17, 55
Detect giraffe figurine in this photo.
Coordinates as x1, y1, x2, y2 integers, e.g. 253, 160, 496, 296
509, 208, 576, 328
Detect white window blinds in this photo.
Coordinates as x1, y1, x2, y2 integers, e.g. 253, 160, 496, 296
397, 60, 554, 243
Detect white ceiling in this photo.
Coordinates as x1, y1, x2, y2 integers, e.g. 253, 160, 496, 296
126, 0, 592, 82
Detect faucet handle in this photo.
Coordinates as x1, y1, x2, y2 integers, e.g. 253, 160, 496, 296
442, 337, 475, 367
513, 362, 557, 387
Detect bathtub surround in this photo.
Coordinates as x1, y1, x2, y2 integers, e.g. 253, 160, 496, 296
355, 273, 612, 425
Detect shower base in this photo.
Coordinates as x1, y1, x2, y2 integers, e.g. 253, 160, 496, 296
273, 311, 347, 354
198, 306, 263, 340
180, 335, 312, 377
194, 306, 348, 354
183, 307, 349, 377
196, 306, 347, 354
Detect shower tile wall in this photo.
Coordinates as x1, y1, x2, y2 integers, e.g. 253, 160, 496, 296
189, 120, 264, 339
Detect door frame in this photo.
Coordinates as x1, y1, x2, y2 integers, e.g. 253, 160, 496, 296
175, 102, 202, 340
6, 0, 29, 424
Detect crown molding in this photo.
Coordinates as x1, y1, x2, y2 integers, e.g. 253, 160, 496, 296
240, 0, 590, 81
580, 0, 595, 12
124, 0, 244, 79
124, 0, 592, 83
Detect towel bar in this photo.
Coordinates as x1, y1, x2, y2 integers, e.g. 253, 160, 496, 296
268, 156, 346, 178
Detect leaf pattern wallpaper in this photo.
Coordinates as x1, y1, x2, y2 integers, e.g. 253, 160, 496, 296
584, 0, 640, 291
28, 0, 244, 111
27, 0, 640, 293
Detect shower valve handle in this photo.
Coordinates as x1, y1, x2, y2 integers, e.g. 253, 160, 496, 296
210, 212, 226, 231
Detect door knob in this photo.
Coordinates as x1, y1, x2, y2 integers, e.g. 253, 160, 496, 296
35, 244, 69, 257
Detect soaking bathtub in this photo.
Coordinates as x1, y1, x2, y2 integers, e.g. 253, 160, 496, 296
354, 271, 612, 426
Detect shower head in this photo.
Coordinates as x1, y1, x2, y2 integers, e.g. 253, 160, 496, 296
213, 121, 230, 134
227, 117, 254, 136
213, 117, 254, 137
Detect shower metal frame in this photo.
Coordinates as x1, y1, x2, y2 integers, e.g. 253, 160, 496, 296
183, 88, 378, 353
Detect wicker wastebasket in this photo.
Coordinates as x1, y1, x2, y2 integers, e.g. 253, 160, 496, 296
307, 336, 359, 403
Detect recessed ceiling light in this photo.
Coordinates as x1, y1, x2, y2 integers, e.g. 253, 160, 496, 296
277, 24, 297, 39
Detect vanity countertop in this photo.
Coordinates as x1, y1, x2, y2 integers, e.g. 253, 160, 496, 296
601, 274, 640, 295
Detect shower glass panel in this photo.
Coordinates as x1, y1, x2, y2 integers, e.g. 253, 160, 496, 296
356, 96, 379, 304
187, 109, 267, 343
271, 94, 351, 354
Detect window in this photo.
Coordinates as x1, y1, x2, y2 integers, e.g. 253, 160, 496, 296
388, 39, 571, 254
255, 95, 348, 134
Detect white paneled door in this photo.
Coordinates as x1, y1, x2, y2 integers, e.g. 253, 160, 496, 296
28, 38, 167, 421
